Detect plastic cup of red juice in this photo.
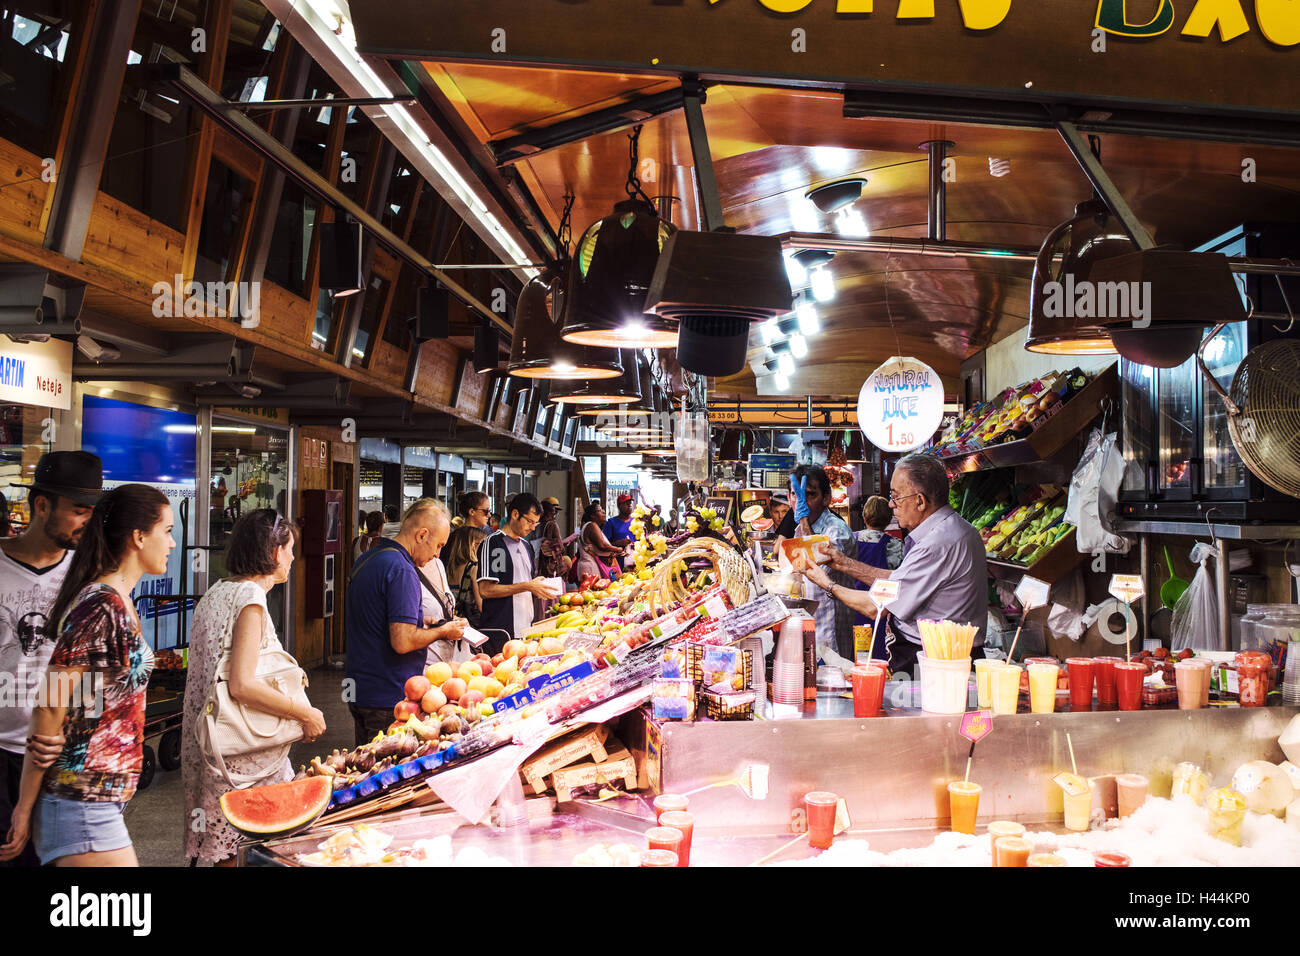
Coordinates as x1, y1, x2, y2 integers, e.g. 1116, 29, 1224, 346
851, 665, 887, 717
1094, 852, 1131, 867
658, 810, 695, 867
640, 849, 679, 867
1115, 661, 1146, 711
653, 793, 689, 824
805, 791, 839, 850
645, 826, 684, 858
1094, 656, 1123, 709
1066, 658, 1096, 711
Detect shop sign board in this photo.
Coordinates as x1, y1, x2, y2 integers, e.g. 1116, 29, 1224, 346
0, 337, 71, 410
354, 1, 1300, 117
857, 357, 944, 454
959, 710, 993, 744
215, 406, 288, 426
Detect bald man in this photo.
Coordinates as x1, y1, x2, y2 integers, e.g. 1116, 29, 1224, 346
345, 499, 468, 745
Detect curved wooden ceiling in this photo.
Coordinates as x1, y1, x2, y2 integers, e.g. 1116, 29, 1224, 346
421, 61, 1300, 398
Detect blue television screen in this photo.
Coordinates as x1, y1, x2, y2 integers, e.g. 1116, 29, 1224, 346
81, 397, 197, 484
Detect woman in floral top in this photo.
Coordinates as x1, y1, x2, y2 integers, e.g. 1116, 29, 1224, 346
0, 484, 173, 866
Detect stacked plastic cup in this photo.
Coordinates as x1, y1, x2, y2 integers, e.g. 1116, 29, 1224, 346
772, 617, 806, 706
1284, 648, 1299, 706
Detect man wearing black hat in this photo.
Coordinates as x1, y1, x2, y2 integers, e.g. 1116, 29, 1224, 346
0, 451, 102, 868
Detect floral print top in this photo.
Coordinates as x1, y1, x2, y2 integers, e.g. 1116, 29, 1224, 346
43, 583, 153, 803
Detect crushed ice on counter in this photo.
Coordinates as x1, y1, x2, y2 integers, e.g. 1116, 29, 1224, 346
766, 798, 1300, 867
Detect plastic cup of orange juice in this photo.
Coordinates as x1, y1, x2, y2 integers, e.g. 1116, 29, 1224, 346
947, 781, 981, 834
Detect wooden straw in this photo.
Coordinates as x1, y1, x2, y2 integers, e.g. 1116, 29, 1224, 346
1067, 732, 1078, 776
1004, 622, 1025, 663
964, 755, 972, 784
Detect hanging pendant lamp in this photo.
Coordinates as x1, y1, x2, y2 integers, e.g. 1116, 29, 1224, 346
549, 348, 645, 406
507, 271, 622, 380
1026, 200, 1126, 355
560, 198, 679, 349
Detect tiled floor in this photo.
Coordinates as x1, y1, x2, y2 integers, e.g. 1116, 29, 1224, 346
128, 664, 356, 867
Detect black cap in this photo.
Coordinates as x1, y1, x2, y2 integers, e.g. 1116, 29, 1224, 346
15, 451, 105, 507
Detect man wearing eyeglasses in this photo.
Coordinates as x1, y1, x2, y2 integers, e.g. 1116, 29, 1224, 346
799, 453, 987, 678
478, 493, 561, 654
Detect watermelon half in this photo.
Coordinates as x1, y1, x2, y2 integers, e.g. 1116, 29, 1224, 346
220, 776, 333, 838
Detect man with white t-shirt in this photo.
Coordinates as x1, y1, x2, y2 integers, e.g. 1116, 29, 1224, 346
0, 451, 102, 868
477, 493, 560, 655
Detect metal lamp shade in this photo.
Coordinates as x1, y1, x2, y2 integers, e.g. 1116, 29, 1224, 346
549, 348, 645, 406
1093, 249, 1247, 369
646, 230, 794, 377
508, 274, 622, 380
560, 199, 679, 349
1026, 201, 1126, 356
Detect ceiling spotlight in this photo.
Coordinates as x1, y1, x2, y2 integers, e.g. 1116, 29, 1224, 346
789, 334, 808, 358
836, 207, 869, 238
774, 372, 790, 392
759, 318, 780, 345
777, 353, 794, 377
810, 266, 836, 303
784, 254, 807, 287
805, 178, 868, 214
796, 302, 820, 335
791, 249, 834, 274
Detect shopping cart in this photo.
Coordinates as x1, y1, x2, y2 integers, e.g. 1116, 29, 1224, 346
135, 592, 192, 790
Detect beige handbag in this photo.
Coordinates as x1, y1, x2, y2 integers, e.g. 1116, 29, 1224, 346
195, 586, 310, 788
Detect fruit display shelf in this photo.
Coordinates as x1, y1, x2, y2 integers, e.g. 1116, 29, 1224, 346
986, 525, 1085, 585
941, 364, 1117, 474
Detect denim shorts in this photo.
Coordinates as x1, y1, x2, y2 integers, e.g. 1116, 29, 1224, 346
34, 792, 132, 864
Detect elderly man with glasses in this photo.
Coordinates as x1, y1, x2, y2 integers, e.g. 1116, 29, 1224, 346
799, 453, 988, 678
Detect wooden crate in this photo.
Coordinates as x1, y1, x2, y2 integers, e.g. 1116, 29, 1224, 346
549, 746, 638, 803
520, 724, 611, 795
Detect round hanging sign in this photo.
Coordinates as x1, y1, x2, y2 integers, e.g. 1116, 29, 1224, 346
856, 356, 944, 454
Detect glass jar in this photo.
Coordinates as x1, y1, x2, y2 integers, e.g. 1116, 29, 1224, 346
1240, 604, 1300, 657
1236, 660, 1268, 707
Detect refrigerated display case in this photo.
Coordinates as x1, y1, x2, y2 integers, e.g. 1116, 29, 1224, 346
1118, 223, 1300, 521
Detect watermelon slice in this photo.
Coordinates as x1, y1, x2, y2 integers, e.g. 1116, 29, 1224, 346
221, 776, 333, 838
750, 517, 773, 532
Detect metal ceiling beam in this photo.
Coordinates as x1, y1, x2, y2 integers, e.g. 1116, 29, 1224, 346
487, 86, 693, 166
1056, 121, 1155, 250
160, 64, 513, 338
841, 90, 1300, 149
222, 95, 416, 110
681, 82, 725, 233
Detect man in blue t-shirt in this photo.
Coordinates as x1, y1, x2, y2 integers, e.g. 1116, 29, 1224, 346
602, 493, 635, 570
478, 493, 560, 654
345, 500, 464, 745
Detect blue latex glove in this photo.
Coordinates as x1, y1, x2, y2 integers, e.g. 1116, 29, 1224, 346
792, 474, 810, 522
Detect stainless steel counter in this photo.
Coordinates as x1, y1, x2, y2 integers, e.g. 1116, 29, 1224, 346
640, 693, 1298, 835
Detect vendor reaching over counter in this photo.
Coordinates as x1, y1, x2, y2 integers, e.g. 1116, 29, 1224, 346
798, 454, 987, 677
788, 465, 857, 662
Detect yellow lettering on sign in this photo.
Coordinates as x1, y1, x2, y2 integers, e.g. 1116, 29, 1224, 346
1182, 0, 1251, 40
896, 0, 935, 17
1256, 0, 1300, 44
837, 0, 874, 10
756, 0, 814, 11
958, 0, 1012, 28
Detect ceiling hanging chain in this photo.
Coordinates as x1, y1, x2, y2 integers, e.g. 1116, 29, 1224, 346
555, 192, 575, 271
624, 125, 657, 211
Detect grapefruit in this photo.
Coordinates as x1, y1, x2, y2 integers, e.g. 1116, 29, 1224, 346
424, 662, 453, 686
221, 776, 332, 837
404, 675, 431, 701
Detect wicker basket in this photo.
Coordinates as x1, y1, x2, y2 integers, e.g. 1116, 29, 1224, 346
620, 536, 757, 616
687, 642, 754, 693
703, 691, 755, 721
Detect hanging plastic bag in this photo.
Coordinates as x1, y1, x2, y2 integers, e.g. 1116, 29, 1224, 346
1066, 428, 1131, 555
1171, 543, 1219, 653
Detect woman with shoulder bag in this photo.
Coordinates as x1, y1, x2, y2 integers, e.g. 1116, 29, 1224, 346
0, 484, 173, 867
182, 509, 325, 866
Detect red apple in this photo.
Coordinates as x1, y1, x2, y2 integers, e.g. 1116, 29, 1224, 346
420, 686, 448, 714
393, 699, 421, 721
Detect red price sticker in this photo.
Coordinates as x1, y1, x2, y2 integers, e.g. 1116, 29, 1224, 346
959, 710, 993, 744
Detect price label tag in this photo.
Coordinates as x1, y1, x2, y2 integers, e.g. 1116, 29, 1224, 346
869, 578, 900, 610
1014, 575, 1051, 611
959, 710, 993, 744
1109, 573, 1146, 605
1053, 771, 1089, 797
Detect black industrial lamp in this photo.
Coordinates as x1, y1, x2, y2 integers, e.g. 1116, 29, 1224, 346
1026, 200, 1125, 356
845, 429, 869, 463
645, 230, 794, 377
507, 270, 622, 380
560, 127, 679, 349
550, 348, 645, 406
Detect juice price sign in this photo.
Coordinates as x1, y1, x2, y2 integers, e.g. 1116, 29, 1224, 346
856, 357, 944, 454
1109, 573, 1146, 605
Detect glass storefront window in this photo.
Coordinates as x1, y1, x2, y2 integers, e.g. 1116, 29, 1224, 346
402, 466, 426, 512
266, 181, 317, 299
1157, 358, 1198, 494
359, 460, 383, 518
208, 419, 289, 637
0, 403, 54, 532
350, 274, 391, 365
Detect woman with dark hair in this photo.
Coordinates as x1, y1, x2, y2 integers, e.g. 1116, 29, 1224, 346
574, 502, 623, 582
181, 508, 323, 866
445, 491, 490, 623
0, 484, 172, 866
